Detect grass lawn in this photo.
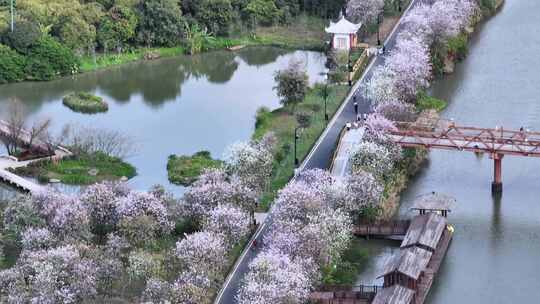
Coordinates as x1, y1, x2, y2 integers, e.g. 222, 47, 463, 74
80, 47, 185, 72
416, 91, 448, 112
254, 85, 350, 209
167, 151, 223, 186
13, 152, 136, 185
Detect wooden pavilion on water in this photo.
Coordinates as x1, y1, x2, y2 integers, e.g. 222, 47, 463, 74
371, 285, 415, 304
377, 247, 432, 290
400, 213, 447, 253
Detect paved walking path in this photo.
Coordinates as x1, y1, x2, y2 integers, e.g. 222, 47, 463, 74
331, 127, 365, 178
214, 1, 420, 303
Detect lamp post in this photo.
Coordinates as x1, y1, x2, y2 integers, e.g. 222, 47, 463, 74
10, 0, 14, 32
377, 13, 382, 46
294, 126, 301, 167
347, 55, 352, 87
323, 73, 329, 121
398, 0, 402, 12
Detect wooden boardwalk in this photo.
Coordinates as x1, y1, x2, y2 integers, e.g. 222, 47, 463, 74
0, 168, 44, 193
353, 220, 411, 239
413, 229, 453, 304
310, 285, 382, 304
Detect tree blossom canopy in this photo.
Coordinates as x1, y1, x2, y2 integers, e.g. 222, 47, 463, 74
236, 250, 312, 304
203, 204, 251, 245
175, 231, 228, 278
346, 0, 385, 24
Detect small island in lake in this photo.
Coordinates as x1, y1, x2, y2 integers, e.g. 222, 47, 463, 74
63, 92, 109, 114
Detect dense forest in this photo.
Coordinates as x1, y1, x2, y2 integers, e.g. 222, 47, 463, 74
0, 0, 346, 83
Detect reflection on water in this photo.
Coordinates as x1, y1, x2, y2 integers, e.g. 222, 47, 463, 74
357, 1, 540, 302
0, 47, 326, 195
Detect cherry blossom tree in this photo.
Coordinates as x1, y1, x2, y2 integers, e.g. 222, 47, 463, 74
363, 65, 400, 105
0, 245, 98, 303
365, 113, 398, 133
351, 141, 394, 178
224, 133, 276, 195
183, 168, 257, 221
80, 182, 123, 238
375, 100, 417, 122
143, 278, 171, 303
346, 0, 385, 24
333, 171, 383, 214
236, 250, 312, 304
174, 231, 228, 279
272, 180, 328, 226
203, 204, 251, 245
385, 35, 432, 102
127, 250, 162, 281
20, 227, 56, 251
170, 271, 213, 304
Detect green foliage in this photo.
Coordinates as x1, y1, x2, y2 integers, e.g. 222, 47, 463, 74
183, 22, 215, 55
416, 90, 448, 112
274, 60, 309, 111
62, 92, 109, 114
97, 5, 138, 52
2, 20, 42, 54
0, 44, 25, 83
24, 35, 79, 81
244, 0, 282, 26
192, 0, 234, 36
58, 16, 97, 54
136, 0, 185, 47
447, 33, 468, 61
167, 151, 223, 186
321, 240, 370, 285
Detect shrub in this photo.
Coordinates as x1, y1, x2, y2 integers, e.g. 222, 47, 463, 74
447, 33, 468, 61
0, 44, 25, 83
25, 36, 80, 81
63, 92, 109, 114
167, 151, 223, 186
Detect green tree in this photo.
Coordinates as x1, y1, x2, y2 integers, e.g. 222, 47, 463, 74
136, 0, 185, 47
25, 35, 79, 80
274, 59, 309, 112
0, 44, 26, 83
59, 17, 96, 55
2, 20, 41, 54
193, 0, 234, 36
244, 0, 281, 26
97, 5, 138, 52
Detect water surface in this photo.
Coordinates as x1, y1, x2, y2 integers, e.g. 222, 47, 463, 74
0, 47, 326, 195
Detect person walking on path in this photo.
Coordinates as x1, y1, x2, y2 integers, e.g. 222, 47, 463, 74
353, 96, 358, 115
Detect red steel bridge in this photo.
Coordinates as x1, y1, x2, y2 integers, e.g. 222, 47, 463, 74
387, 119, 540, 193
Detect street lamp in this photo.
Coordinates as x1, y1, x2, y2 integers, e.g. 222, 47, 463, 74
398, 0, 402, 12
323, 73, 329, 121
347, 55, 352, 87
377, 13, 382, 46
294, 126, 301, 167
10, 0, 14, 32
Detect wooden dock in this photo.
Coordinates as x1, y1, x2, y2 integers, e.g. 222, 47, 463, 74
413, 229, 453, 304
0, 168, 44, 193
310, 285, 382, 304
353, 220, 411, 239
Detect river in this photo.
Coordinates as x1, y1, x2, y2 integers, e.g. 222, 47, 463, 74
0, 47, 326, 196
357, 1, 540, 303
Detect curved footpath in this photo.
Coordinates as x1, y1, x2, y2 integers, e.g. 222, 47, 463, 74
214, 1, 420, 303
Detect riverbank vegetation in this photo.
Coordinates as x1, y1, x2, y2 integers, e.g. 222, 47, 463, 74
62, 92, 109, 114
167, 151, 223, 186
0, 0, 347, 81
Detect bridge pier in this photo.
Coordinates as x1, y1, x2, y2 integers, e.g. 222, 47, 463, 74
491, 153, 503, 194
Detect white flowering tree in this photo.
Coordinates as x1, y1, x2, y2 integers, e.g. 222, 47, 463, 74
332, 171, 383, 214
351, 141, 394, 178
346, 0, 385, 24
0, 245, 97, 303
20, 227, 56, 251
236, 250, 312, 304
375, 100, 417, 122
365, 113, 398, 133
175, 231, 228, 280
183, 168, 257, 221
170, 271, 213, 304
224, 133, 276, 195
385, 35, 432, 102
203, 204, 251, 245
363, 65, 400, 105
127, 250, 163, 282
272, 180, 328, 226
80, 182, 123, 238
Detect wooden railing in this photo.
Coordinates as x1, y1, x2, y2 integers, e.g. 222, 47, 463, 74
353, 220, 411, 237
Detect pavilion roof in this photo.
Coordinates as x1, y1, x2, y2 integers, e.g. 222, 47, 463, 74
325, 16, 362, 34
377, 247, 432, 280
371, 285, 415, 304
401, 213, 447, 251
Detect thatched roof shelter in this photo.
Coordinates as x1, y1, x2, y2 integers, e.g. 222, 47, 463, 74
377, 247, 433, 280
401, 213, 447, 252
411, 192, 455, 212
